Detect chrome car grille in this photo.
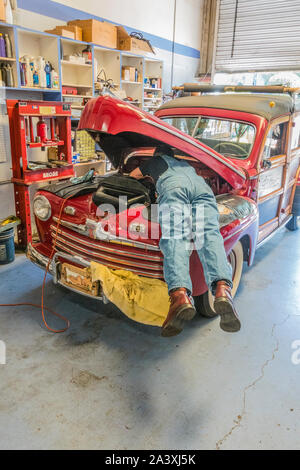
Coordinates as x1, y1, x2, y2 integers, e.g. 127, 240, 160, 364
50, 224, 164, 279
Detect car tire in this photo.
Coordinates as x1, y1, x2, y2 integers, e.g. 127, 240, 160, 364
193, 240, 244, 318
286, 214, 299, 231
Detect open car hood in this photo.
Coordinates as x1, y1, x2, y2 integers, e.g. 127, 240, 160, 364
78, 96, 246, 189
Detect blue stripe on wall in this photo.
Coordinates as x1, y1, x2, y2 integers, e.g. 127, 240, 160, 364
18, 0, 200, 59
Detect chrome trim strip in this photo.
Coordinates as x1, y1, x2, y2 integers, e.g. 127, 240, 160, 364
54, 242, 163, 279
141, 117, 246, 180
52, 217, 161, 252
50, 225, 163, 261
52, 217, 87, 234
52, 234, 163, 271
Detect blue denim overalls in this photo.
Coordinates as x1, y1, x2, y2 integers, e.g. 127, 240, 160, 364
156, 154, 232, 293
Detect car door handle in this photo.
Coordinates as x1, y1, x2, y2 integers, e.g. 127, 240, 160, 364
262, 159, 272, 169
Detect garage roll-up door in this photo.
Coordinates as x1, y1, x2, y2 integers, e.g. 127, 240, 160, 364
215, 0, 300, 72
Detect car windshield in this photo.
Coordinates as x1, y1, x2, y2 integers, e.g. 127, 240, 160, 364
162, 116, 255, 159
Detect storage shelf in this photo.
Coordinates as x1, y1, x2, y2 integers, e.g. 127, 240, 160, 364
61, 60, 92, 68
62, 83, 92, 88
122, 80, 142, 85
20, 86, 60, 92
144, 87, 162, 91
73, 159, 105, 166
0, 57, 15, 61
63, 94, 93, 98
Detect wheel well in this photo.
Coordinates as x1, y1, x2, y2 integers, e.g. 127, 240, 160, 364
239, 235, 250, 262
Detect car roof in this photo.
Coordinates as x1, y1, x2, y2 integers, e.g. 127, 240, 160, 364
158, 93, 300, 121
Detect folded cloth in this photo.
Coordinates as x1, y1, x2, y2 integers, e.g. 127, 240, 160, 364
90, 262, 169, 326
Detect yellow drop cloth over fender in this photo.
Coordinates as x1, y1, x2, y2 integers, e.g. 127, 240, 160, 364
90, 262, 169, 327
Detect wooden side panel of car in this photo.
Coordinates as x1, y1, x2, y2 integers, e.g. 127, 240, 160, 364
257, 116, 290, 242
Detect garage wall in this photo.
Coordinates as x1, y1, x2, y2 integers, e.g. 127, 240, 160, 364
15, 0, 203, 90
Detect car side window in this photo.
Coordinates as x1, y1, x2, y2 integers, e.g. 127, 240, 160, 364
291, 115, 300, 150
263, 122, 287, 160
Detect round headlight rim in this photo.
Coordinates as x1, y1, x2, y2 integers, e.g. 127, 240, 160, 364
33, 194, 52, 222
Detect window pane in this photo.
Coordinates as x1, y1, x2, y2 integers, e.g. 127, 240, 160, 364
194, 118, 255, 159
163, 117, 198, 135
291, 115, 300, 149
263, 123, 286, 159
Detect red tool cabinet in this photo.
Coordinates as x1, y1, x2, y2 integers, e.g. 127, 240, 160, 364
7, 100, 74, 247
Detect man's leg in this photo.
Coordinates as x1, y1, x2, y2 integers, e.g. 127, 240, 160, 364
192, 190, 241, 332
158, 184, 196, 336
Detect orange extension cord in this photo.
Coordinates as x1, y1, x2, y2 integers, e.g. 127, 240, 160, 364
0, 197, 72, 333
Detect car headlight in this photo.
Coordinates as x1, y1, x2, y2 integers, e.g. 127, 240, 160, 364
33, 195, 51, 221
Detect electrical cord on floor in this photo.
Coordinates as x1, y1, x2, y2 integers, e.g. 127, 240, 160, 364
0, 197, 72, 333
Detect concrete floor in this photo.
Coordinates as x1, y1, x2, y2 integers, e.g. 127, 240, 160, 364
0, 228, 300, 450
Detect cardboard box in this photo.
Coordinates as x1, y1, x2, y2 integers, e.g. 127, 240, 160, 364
45, 27, 75, 39
67, 19, 117, 49
0, 0, 6, 22
117, 26, 154, 54
122, 66, 136, 82
63, 25, 83, 41
45, 25, 83, 40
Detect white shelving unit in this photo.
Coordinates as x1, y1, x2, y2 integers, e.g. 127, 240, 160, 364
121, 53, 144, 108
60, 38, 93, 99
143, 58, 163, 113
0, 22, 164, 175
17, 28, 60, 92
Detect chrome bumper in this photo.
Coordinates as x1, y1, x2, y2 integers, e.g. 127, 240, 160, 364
26, 243, 108, 303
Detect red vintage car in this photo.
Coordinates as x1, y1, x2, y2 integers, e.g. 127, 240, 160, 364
28, 85, 300, 318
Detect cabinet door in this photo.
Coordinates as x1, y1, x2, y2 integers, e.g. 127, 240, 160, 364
258, 120, 288, 242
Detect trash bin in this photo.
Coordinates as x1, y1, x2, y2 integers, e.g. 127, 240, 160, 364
0, 227, 15, 265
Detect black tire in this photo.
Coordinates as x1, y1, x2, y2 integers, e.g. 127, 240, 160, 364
286, 215, 299, 231
193, 240, 244, 318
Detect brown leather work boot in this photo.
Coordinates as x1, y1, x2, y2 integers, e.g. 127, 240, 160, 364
213, 281, 241, 333
161, 288, 196, 337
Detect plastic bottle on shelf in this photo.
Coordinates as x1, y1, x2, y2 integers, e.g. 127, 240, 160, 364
51, 68, 59, 89
5, 64, 13, 87
22, 55, 33, 87
36, 56, 46, 88
33, 69, 39, 87
0, 34, 6, 58
19, 61, 26, 86
82, 45, 92, 64
4, 34, 12, 58
0, 64, 5, 86
45, 62, 52, 88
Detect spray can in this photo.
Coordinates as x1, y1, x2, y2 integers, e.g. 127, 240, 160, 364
0, 34, 6, 57
37, 118, 48, 143
4, 34, 12, 58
